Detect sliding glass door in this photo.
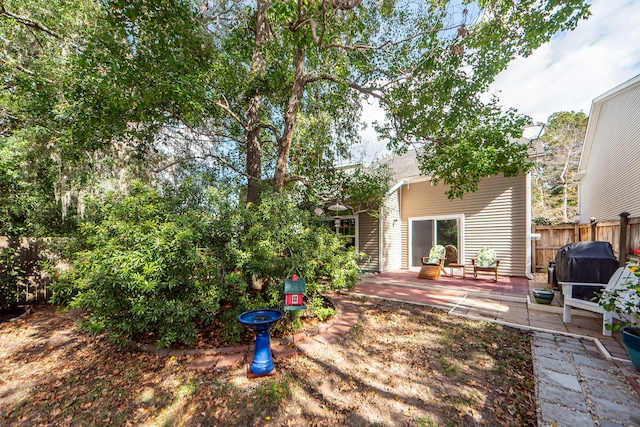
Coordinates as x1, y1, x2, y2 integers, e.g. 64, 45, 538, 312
410, 217, 461, 268
410, 220, 434, 267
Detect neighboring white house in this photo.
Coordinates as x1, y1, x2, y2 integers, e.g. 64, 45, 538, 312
574, 74, 640, 223
354, 148, 534, 278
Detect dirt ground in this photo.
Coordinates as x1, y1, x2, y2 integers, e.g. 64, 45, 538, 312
0, 296, 536, 427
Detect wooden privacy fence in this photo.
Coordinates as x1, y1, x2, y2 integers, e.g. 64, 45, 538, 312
0, 236, 50, 303
532, 213, 640, 272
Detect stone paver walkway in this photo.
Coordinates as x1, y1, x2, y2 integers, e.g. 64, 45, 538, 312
533, 332, 640, 427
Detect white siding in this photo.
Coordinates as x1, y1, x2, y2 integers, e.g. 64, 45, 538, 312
400, 174, 528, 277
358, 214, 379, 271
579, 82, 640, 221
383, 190, 402, 271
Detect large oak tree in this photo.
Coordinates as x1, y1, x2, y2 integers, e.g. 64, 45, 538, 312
2, 0, 591, 223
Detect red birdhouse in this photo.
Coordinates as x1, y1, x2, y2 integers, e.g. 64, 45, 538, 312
283, 275, 306, 311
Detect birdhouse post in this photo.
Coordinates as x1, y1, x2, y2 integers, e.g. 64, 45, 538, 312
283, 274, 306, 311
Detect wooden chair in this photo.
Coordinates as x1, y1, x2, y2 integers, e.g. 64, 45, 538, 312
418, 245, 447, 280
471, 247, 500, 281
444, 245, 464, 276
560, 266, 638, 336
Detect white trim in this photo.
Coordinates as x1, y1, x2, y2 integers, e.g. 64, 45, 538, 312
378, 205, 384, 272
578, 74, 640, 182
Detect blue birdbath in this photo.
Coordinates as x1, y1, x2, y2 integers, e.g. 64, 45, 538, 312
238, 309, 284, 377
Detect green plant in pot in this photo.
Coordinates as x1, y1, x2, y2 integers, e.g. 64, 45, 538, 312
598, 250, 640, 371
532, 286, 555, 305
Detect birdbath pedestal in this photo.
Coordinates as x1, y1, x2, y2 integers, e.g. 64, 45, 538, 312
237, 309, 284, 378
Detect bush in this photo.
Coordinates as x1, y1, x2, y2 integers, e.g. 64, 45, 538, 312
54, 184, 361, 347
533, 216, 554, 226
58, 184, 221, 347
207, 189, 361, 340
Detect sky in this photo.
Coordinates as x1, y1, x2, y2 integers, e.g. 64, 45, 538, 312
489, 0, 640, 125
357, 0, 640, 161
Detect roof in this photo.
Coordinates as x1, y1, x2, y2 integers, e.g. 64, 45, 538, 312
378, 136, 534, 186
378, 148, 423, 182
575, 73, 640, 181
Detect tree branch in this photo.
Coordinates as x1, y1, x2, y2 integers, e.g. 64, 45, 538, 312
283, 175, 310, 186
154, 152, 256, 180
302, 70, 386, 101
259, 123, 282, 141
216, 95, 247, 131
0, 58, 54, 83
0, 2, 61, 38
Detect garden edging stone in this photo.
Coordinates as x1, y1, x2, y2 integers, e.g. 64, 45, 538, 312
125, 292, 357, 371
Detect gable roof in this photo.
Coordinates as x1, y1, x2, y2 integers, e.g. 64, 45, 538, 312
378, 135, 534, 186
575, 73, 640, 181
378, 148, 423, 182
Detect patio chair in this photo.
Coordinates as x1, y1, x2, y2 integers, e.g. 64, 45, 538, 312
418, 245, 447, 280
445, 245, 458, 266
560, 266, 638, 336
444, 244, 464, 277
471, 247, 500, 281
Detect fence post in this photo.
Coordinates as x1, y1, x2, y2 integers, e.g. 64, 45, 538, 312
590, 218, 597, 241
619, 212, 630, 267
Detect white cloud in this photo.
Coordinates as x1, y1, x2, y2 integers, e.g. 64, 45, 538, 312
360, 0, 640, 161
354, 98, 391, 163
489, 0, 640, 123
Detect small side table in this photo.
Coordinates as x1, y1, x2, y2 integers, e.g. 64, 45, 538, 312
447, 263, 465, 278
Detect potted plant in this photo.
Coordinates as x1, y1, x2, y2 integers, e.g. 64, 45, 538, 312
532, 286, 555, 304
598, 251, 640, 371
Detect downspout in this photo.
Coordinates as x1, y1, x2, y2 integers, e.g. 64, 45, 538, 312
386, 179, 405, 197
525, 172, 535, 279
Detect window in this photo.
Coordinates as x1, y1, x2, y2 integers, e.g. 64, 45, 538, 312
324, 216, 357, 249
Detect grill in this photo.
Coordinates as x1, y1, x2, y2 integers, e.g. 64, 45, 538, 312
555, 241, 619, 301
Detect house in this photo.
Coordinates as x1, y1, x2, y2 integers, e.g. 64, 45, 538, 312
574, 74, 640, 223
353, 148, 534, 278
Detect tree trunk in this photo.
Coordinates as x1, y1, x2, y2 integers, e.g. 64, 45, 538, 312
273, 47, 306, 190
559, 144, 574, 223
245, 0, 270, 205
561, 182, 568, 222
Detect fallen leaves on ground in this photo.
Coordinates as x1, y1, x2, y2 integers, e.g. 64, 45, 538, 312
0, 296, 536, 426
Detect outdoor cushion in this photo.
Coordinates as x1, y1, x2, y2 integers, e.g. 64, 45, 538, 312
424, 245, 446, 265
472, 247, 500, 281
476, 247, 497, 268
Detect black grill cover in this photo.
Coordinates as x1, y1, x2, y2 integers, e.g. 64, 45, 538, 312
555, 241, 619, 301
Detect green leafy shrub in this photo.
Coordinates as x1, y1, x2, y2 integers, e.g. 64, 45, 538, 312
533, 216, 554, 226
55, 184, 361, 347
61, 184, 221, 347
207, 189, 361, 340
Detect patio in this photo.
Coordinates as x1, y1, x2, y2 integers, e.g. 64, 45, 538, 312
354, 269, 640, 389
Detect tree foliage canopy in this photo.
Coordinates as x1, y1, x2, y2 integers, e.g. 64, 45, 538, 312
531, 111, 588, 224
2, 0, 591, 223
2, 0, 592, 346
